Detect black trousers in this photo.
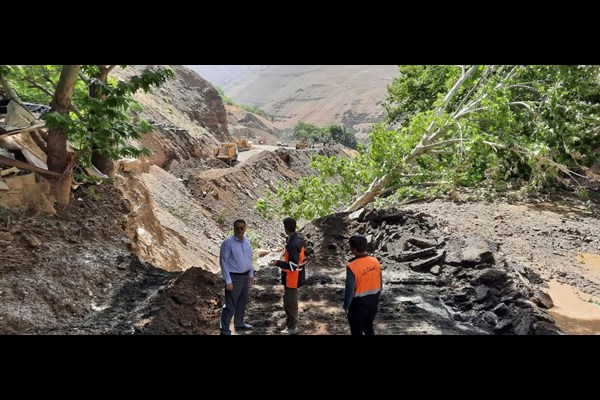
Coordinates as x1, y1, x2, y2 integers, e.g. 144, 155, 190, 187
347, 294, 379, 335
219, 272, 250, 335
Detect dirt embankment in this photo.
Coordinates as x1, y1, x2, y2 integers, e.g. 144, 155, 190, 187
0, 147, 349, 334
0, 185, 177, 334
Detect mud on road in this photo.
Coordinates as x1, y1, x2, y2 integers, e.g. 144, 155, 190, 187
234, 208, 562, 335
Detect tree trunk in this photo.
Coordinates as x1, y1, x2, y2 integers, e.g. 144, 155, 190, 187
47, 65, 80, 205
346, 66, 480, 212
90, 65, 115, 176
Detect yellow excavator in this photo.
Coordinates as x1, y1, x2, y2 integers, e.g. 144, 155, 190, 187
295, 138, 308, 150
212, 143, 238, 165
235, 136, 251, 151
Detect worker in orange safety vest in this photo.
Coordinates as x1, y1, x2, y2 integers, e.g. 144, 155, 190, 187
343, 234, 382, 335
269, 217, 305, 334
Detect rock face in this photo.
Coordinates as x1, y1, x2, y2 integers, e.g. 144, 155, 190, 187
111, 65, 235, 172
225, 104, 281, 145
171, 66, 228, 140
115, 65, 228, 140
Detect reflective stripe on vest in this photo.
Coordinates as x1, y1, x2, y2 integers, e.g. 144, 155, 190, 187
348, 256, 381, 298
283, 246, 305, 288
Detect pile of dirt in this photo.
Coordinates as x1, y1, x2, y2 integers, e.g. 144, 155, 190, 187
0, 185, 207, 334
402, 188, 600, 298
139, 267, 221, 335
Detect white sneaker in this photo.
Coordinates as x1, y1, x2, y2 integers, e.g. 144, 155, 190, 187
280, 327, 298, 335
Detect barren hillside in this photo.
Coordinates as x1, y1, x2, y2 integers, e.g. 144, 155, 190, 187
225, 104, 281, 145
194, 65, 398, 139
185, 65, 270, 89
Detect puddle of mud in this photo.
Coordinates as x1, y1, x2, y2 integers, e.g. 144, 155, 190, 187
547, 280, 600, 335
578, 253, 600, 276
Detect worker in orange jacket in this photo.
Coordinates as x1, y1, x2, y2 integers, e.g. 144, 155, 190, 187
343, 235, 382, 335
269, 217, 305, 335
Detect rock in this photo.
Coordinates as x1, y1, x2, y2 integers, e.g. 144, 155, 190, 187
493, 303, 509, 316
501, 291, 521, 303
534, 321, 562, 335
514, 311, 534, 335
513, 299, 534, 309
256, 248, 270, 257
392, 247, 437, 262
462, 236, 495, 265
532, 290, 554, 309
407, 237, 438, 248
483, 311, 499, 326
409, 250, 445, 272
0, 231, 13, 244
472, 269, 508, 286
474, 286, 490, 302
494, 319, 513, 333
24, 234, 42, 248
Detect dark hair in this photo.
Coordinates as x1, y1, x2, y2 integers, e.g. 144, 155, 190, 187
233, 219, 246, 229
349, 235, 367, 253
283, 217, 296, 232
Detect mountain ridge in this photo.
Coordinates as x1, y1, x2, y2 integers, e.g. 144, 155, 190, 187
187, 65, 398, 138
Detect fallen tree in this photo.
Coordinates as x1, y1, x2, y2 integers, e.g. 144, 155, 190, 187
261, 65, 600, 219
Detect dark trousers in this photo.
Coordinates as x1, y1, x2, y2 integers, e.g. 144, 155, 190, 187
283, 286, 298, 329
219, 273, 250, 335
347, 295, 379, 335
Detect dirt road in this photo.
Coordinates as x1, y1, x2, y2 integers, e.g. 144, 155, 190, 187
236, 144, 296, 164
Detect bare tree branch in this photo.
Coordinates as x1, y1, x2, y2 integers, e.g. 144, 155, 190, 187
346, 66, 481, 211
24, 76, 84, 120
24, 77, 54, 97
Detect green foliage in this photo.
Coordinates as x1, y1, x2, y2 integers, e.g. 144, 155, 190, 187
258, 154, 367, 220
328, 125, 357, 149
215, 85, 267, 117
384, 65, 457, 123
260, 65, 600, 220
291, 122, 358, 149
2, 65, 174, 167
293, 122, 326, 143
85, 186, 102, 201
256, 191, 277, 220
216, 209, 226, 225
216, 86, 235, 105
238, 104, 267, 118
246, 229, 263, 265
245, 229, 262, 251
